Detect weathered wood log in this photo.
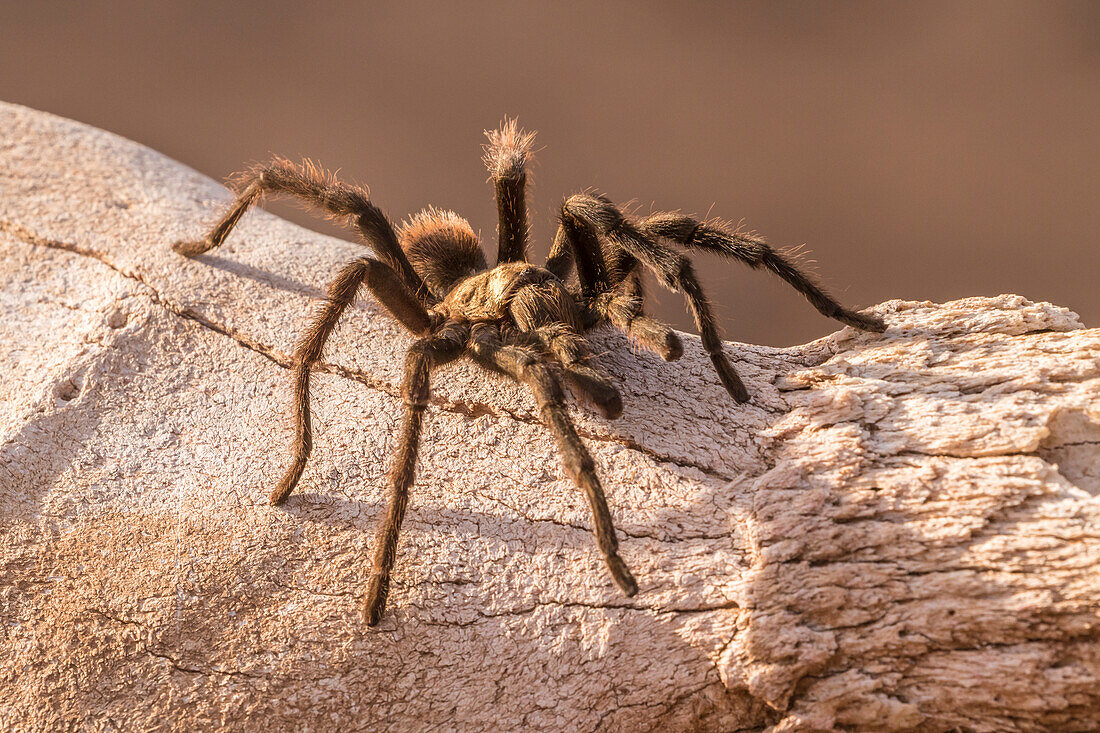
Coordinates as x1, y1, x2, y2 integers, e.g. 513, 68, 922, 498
1, 102, 1097, 732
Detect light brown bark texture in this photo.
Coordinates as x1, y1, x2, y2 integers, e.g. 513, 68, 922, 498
1, 102, 1098, 732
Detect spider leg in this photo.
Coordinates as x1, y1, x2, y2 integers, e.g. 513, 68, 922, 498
483, 119, 536, 265
531, 324, 622, 419
364, 321, 468, 626
469, 323, 637, 596
639, 212, 886, 332
173, 157, 430, 301
545, 223, 576, 282
594, 274, 684, 362
270, 256, 433, 507
547, 210, 608, 297
561, 194, 750, 403
552, 205, 683, 361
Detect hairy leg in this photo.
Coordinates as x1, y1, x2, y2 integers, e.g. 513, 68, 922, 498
270, 256, 433, 506
531, 324, 622, 419
173, 157, 429, 300
593, 275, 683, 362
544, 223, 575, 283
483, 119, 536, 265
547, 209, 609, 297
640, 213, 885, 332
562, 194, 749, 403
364, 321, 467, 626
469, 324, 637, 596
552, 205, 682, 362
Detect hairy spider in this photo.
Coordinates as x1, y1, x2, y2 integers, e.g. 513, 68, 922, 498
172, 120, 884, 625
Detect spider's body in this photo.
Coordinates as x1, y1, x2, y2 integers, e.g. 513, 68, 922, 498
442, 261, 566, 326
172, 120, 884, 625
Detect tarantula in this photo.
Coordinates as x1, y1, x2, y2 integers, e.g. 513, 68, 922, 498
172, 120, 884, 625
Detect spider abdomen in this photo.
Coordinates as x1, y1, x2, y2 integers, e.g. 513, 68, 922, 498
397, 207, 486, 297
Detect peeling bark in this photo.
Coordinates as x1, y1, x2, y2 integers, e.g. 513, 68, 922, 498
1, 102, 1098, 732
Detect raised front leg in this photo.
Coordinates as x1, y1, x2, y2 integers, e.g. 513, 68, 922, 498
482, 119, 536, 265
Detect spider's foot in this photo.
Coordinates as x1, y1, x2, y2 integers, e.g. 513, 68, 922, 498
268, 479, 296, 506
363, 601, 385, 627
836, 309, 886, 333
858, 312, 887, 333
711, 354, 751, 404
172, 239, 213, 257
270, 461, 306, 505
363, 575, 389, 626
607, 555, 638, 597
660, 331, 684, 362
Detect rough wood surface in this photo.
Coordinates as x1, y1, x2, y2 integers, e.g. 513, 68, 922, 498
1, 102, 1098, 732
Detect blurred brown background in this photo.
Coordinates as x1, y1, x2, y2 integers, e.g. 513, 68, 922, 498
2, 0, 1097, 345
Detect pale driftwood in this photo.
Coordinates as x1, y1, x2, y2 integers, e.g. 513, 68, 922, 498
1, 102, 1097, 732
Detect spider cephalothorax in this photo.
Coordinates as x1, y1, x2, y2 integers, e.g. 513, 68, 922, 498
172, 120, 884, 625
